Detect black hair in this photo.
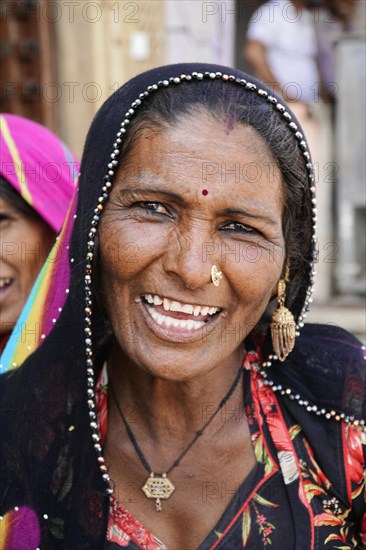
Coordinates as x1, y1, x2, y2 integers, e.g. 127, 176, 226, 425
116, 80, 313, 317
0, 175, 43, 222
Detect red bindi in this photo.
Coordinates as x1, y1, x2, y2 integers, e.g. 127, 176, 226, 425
202, 189, 208, 196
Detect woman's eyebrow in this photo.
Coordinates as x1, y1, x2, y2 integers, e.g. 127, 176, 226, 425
117, 187, 183, 202
218, 207, 279, 226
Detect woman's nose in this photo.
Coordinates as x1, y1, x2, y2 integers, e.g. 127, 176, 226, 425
162, 227, 219, 290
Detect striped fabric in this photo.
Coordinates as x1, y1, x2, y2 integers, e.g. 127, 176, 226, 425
0, 114, 79, 371
0, 506, 40, 550
0, 194, 76, 370
0, 113, 78, 232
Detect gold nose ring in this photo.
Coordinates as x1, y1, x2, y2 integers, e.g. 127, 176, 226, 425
211, 265, 223, 287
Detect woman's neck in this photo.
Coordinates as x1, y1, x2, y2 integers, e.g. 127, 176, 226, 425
107, 342, 246, 445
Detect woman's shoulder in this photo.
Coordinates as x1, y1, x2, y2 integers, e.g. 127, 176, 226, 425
271, 323, 366, 422
297, 322, 364, 350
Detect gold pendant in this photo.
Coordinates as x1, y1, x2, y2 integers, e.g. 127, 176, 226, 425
142, 473, 175, 512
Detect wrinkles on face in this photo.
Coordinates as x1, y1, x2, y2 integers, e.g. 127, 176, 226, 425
98, 111, 285, 382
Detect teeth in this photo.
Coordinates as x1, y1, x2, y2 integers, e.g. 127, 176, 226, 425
193, 305, 201, 316
186, 319, 195, 330
146, 304, 205, 330
143, 294, 220, 317
0, 278, 12, 288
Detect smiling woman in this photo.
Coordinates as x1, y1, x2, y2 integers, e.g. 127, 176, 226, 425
98, 114, 285, 382
0, 114, 78, 355
0, 65, 365, 550
0, 182, 55, 341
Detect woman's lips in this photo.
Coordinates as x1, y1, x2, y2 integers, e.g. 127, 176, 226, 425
0, 278, 14, 301
138, 293, 222, 341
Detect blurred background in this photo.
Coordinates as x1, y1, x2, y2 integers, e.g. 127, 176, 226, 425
0, 0, 365, 339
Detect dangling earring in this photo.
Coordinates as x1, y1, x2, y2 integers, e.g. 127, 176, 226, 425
270, 264, 296, 362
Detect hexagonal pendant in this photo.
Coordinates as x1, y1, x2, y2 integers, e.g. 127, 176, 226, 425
142, 473, 175, 511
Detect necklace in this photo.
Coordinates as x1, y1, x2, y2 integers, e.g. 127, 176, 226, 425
109, 366, 243, 512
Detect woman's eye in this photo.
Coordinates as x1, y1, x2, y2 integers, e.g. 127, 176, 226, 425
222, 221, 256, 234
0, 213, 10, 223
137, 202, 170, 215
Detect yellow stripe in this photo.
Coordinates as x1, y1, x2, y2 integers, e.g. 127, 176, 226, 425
11, 261, 51, 368
0, 115, 33, 205
8, 195, 76, 369
0, 515, 10, 550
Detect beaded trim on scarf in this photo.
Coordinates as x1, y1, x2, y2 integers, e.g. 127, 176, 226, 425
79, 71, 365, 495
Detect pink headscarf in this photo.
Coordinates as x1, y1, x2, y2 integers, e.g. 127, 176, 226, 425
0, 114, 78, 232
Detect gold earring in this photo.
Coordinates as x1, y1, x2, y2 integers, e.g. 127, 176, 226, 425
211, 265, 223, 287
270, 274, 296, 362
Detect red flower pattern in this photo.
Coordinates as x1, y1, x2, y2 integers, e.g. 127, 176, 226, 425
95, 352, 365, 549
345, 425, 365, 485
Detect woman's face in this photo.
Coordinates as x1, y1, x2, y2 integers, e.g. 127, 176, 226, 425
0, 198, 55, 334
99, 111, 285, 381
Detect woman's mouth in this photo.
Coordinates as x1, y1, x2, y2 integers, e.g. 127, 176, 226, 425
140, 293, 222, 337
0, 278, 14, 300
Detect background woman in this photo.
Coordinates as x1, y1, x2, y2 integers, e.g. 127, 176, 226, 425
0, 65, 364, 549
0, 114, 79, 354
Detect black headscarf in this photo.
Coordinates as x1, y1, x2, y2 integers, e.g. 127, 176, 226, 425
1, 64, 364, 549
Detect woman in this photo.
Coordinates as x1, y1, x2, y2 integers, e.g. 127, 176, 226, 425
0, 64, 364, 549
0, 114, 78, 360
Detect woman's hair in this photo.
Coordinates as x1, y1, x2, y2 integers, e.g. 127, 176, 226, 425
115, 80, 313, 312
0, 175, 44, 223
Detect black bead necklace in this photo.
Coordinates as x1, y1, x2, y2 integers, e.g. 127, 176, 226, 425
109, 366, 243, 511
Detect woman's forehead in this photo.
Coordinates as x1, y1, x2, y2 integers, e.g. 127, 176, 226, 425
111, 114, 284, 218
121, 111, 279, 171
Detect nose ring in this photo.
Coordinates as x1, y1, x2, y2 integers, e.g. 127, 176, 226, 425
211, 265, 223, 287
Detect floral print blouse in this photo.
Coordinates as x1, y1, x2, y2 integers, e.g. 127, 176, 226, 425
96, 352, 366, 550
